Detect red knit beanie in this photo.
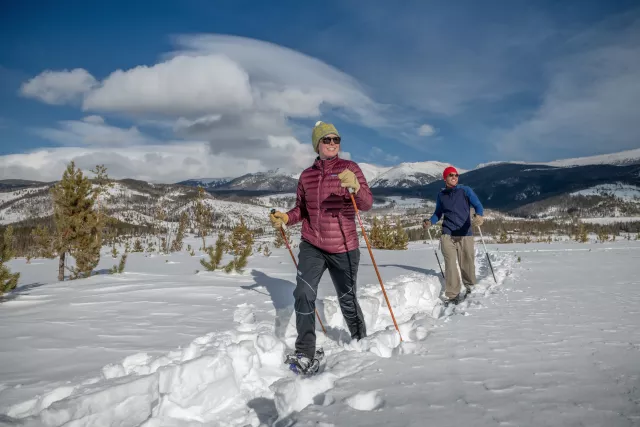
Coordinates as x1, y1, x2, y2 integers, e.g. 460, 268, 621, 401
442, 166, 458, 180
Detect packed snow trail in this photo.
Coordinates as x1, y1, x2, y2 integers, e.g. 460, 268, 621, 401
0, 243, 514, 427
290, 245, 640, 426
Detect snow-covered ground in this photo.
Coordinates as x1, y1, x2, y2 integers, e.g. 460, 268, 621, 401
372, 196, 433, 210
1, 237, 639, 426
572, 183, 640, 201
0, 186, 50, 205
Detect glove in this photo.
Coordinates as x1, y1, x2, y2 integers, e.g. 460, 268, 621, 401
422, 218, 431, 229
269, 211, 289, 229
337, 169, 360, 194
472, 214, 484, 228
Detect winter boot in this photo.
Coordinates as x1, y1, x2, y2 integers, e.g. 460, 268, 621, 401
444, 293, 466, 307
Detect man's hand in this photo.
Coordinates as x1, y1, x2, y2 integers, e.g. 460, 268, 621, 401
337, 169, 360, 194
472, 214, 484, 228
269, 210, 289, 229
422, 218, 431, 229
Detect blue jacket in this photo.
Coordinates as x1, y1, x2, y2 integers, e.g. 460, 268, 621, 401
430, 185, 484, 236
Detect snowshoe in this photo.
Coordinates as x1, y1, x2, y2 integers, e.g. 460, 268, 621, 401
443, 292, 466, 307
284, 348, 324, 376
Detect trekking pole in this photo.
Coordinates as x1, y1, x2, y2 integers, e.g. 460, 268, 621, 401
425, 223, 444, 279
347, 189, 403, 342
476, 225, 497, 284
271, 209, 327, 335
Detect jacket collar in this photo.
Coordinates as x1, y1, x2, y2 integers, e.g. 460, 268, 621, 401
313, 155, 340, 170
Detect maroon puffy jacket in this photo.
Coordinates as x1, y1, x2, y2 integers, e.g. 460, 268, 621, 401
286, 156, 373, 254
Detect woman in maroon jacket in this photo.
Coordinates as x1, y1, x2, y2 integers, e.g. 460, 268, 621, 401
270, 121, 373, 373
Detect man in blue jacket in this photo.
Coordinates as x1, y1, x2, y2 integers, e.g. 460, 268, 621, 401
424, 166, 484, 304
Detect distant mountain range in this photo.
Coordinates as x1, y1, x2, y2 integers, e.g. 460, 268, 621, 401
2, 148, 640, 226
178, 148, 640, 194
178, 161, 462, 193
474, 147, 640, 169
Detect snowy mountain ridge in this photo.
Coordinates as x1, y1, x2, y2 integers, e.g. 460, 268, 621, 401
475, 147, 640, 170
180, 161, 456, 192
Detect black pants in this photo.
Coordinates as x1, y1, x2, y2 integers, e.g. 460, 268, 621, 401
294, 241, 367, 358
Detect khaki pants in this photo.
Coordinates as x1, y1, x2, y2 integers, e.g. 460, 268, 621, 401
440, 235, 476, 299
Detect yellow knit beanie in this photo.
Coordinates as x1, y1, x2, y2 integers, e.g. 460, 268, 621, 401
311, 121, 340, 153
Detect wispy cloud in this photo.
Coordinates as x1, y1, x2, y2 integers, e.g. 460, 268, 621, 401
33, 116, 155, 147
365, 146, 400, 164
417, 124, 436, 137
495, 13, 640, 159
20, 69, 97, 105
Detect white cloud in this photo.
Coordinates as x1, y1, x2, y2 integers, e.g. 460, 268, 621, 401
16, 34, 391, 177
83, 55, 254, 115
20, 69, 97, 105
82, 115, 105, 124
169, 34, 383, 124
20, 35, 383, 127
367, 146, 400, 164
418, 124, 436, 137
33, 118, 154, 147
495, 15, 640, 158
0, 143, 299, 183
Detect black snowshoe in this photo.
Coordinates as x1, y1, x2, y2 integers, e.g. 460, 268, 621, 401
443, 292, 467, 307
284, 348, 325, 376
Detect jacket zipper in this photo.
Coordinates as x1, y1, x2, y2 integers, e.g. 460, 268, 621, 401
316, 161, 324, 234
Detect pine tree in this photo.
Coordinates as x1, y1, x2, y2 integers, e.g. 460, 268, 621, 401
393, 220, 409, 250
50, 162, 104, 280
597, 228, 609, 243
370, 216, 382, 248
133, 239, 143, 252
578, 224, 588, 243
31, 224, 55, 258
200, 232, 226, 271
111, 245, 119, 258
90, 164, 115, 249
170, 211, 188, 252
90, 164, 113, 213
499, 230, 509, 244
110, 253, 128, 274
0, 226, 20, 295
223, 218, 254, 274
380, 216, 395, 249
154, 205, 168, 253
194, 187, 213, 250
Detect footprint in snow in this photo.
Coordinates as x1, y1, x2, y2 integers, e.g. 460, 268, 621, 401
344, 390, 384, 411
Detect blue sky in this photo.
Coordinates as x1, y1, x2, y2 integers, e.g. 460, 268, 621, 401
1, 0, 639, 182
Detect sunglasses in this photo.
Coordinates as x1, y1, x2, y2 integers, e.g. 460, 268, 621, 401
321, 136, 341, 144
447, 173, 459, 178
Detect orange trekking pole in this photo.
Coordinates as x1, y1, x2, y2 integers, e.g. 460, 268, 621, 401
347, 189, 403, 342
271, 209, 327, 335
